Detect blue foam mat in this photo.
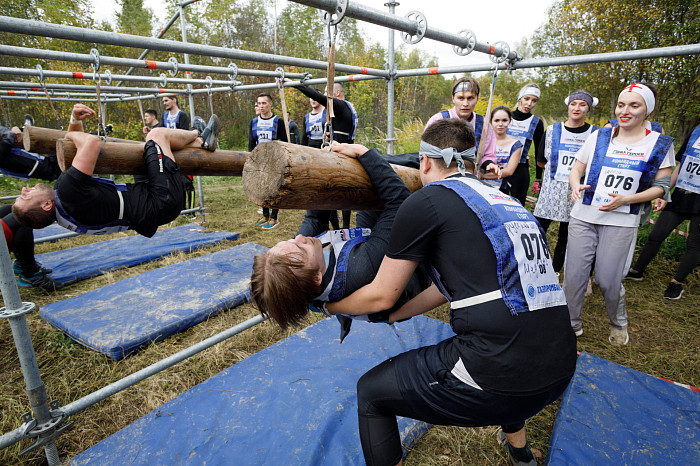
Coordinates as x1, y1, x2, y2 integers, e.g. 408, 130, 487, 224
547, 352, 700, 465
71, 316, 455, 465
40, 242, 267, 360
37, 223, 239, 286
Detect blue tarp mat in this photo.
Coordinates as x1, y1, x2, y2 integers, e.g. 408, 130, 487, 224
40, 242, 267, 360
36, 223, 239, 286
547, 352, 700, 465
33, 222, 75, 241
71, 316, 455, 465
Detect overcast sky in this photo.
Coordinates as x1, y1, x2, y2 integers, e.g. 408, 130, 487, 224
91, 0, 555, 68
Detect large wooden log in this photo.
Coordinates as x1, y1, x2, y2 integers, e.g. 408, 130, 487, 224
242, 141, 422, 210
23, 126, 138, 155
56, 139, 248, 176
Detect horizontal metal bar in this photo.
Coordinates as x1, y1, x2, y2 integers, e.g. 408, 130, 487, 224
0, 90, 130, 98
289, 0, 519, 60
0, 45, 308, 80
0, 81, 191, 94
33, 231, 80, 244
0, 66, 239, 87
394, 44, 700, 77
0, 95, 99, 102
0, 16, 388, 77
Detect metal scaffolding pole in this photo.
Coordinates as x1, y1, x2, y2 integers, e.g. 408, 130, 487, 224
0, 16, 389, 77
0, 314, 265, 451
0, 236, 64, 464
289, 0, 519, 61
0, 80, 190, 94
178, 3, 206, 223
0, 66, 247, 87
385, 1, 398, 155
0, 90, 130, 98
0, 44, 308, 80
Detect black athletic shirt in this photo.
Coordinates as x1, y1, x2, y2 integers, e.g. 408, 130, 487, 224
295, 85, 355, 143
0, 126, 62, 181
55, 167, 134, 229
386, 174, 577, 395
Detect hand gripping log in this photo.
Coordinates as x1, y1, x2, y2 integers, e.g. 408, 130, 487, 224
56, 138, 248, 176
242, 141, 422, 211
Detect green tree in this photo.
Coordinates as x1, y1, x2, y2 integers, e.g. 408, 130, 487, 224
116, 0, 154, 37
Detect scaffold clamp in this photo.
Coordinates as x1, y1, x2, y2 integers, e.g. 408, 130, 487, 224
227, 63, 238, 82
453, 29, 476, 56
489, 41, 510, 64
168, 57, 179, 76
401, 11, 427, 45
301, 72, 312, 83
0, 302, 35, 319
322, 0, 348, 26
104, 69, 112, 86
35, 65, 44, 83
159, 73, 168, 88
18, 400, 73, 456
90, 48, 100, 73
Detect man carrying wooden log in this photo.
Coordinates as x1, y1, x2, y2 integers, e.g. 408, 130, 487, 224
11, 104, 219, 238
250, 140, 431, 342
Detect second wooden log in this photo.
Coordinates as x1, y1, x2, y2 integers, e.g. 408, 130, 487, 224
56, 139, 248, 176
242, 141, 422, 210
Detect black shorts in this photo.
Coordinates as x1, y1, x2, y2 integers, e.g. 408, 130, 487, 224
127, 141, 185, 237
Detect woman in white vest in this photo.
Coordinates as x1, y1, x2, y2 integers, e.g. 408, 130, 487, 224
533, 90, 598, 273
506, 83, 545, 205
626, 123, 700, 300
565, 83, 676, 345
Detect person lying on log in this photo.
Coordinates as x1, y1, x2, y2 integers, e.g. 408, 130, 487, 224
0, 123, 62, 182
11, 104, 220, 238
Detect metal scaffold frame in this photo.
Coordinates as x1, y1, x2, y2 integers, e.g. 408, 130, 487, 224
0, 0, 698, 464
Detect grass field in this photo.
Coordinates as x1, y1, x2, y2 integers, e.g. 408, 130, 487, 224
0, 171, 698, 465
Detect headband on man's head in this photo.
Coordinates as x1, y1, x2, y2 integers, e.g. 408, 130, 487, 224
619, 83, 655, 116
453, 81, 475, 95
518, 86, 541, 100
564, 90, 599, 109
419, 140, 475, 176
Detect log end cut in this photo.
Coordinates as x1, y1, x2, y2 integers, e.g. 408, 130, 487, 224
242, 142, 291, 206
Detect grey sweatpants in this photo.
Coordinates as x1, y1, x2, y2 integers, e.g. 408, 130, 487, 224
563, 217, 636, 331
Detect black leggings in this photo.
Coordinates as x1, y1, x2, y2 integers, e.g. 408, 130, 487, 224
357, 350, 569, 466
262, 207, 278, 221
535, 217, 568, 272
502, 163, 530, 206
633, 210, 700, 282
0, 205, 39, 275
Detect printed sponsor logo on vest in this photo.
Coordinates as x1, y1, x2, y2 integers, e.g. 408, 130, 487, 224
527, 284, 536, 298
537, 283, 562, 293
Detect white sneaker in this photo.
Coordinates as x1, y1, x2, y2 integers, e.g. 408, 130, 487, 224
609, 327, 629, 346
574, 328, 583, 337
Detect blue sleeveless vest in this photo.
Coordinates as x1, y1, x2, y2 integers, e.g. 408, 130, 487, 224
305, 109, 327, 141
440, 111, 484, 150
676, 125, 700, 195
252, 115, 280, 146
549, 123, 597, 181
581, 128, 673, 214
55, 178, 130, 235
428, 176, 566, 315
507, 115, 540, 163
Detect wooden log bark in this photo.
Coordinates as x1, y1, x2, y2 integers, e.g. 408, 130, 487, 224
23, 126, 138, 155
56, 139, 248, 176
242, 141, 422, 210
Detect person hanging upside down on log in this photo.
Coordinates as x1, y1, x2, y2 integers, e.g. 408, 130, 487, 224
250, 140, 431, 342
11, 103, 220, 237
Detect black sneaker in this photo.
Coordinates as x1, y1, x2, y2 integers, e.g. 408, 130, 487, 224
498, 430, 537, 466
199, 114, 220, 151
13, 260, 52, 275
624, 269, 644, 281
192, 116, 207, 136
17, 271, 61, 291
663, 282, 684, 300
